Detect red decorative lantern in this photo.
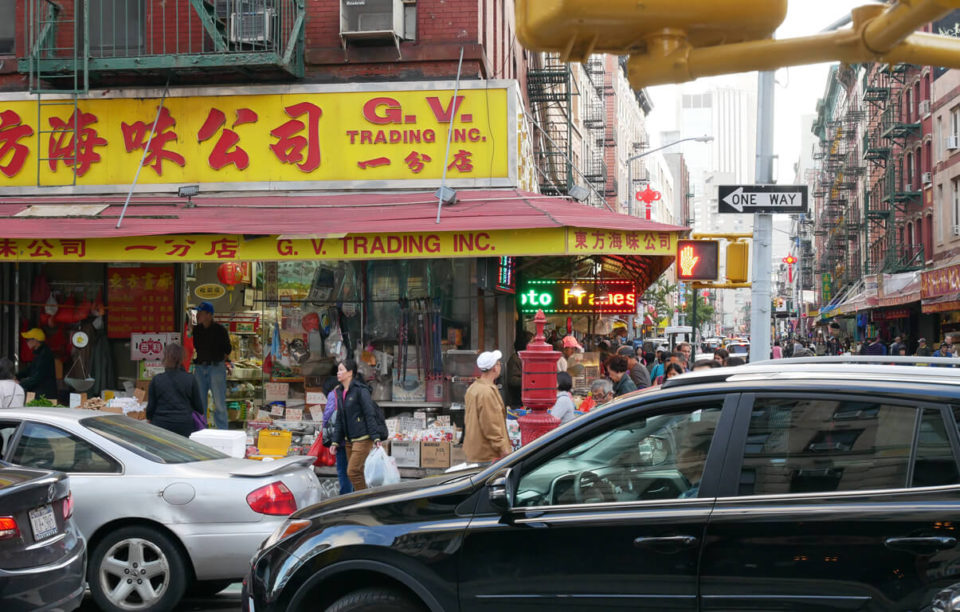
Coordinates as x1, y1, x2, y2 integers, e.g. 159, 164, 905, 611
518, 310, 562, 445
217, 262, 244, 286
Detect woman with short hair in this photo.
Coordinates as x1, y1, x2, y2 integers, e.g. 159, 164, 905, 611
549, 372, 578, 424
146, 343, 206, 437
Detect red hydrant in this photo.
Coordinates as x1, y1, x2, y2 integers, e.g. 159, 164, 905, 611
518, 310, 561, 445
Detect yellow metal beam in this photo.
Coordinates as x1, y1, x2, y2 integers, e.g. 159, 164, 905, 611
691, 233, 752, 240
692, 282, 753, 290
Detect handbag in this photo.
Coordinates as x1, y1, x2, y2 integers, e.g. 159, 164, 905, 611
192, 411, 207, 431
322, 392, 339, 447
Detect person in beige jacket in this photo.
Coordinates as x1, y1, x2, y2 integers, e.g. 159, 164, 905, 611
464, 350, 513, 464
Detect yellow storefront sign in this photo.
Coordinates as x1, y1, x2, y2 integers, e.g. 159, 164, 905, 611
0, 83, 511, 189
0, 227, 678, 263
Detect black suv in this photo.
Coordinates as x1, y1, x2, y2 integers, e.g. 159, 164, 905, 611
245, 357, 960, 612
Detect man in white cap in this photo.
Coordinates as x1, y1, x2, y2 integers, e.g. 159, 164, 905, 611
464, 350, 512, 465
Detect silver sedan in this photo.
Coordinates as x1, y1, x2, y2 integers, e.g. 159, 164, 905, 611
0, 408, 322, 612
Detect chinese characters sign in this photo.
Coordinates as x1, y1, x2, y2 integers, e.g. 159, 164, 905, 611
922, 263, 960, 299
0, 228, 679, 263
518, 280, 638, 315
107, 266, 176, 338
0, 84, 512, 189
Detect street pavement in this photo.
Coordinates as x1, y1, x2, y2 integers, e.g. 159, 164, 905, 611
79, 582, 242, 611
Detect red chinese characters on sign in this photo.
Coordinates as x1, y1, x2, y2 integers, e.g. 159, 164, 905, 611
0, 239, 17, 259
48, 110, 107, 177
121, 107, 186, 176
270, 102, 322, 172
107, 266, 176, 338
922, 263, 960, 299
197, 108, 258, 171
447, 149, 473, 173
404, 151, 432, 173
0, 110, 34, 178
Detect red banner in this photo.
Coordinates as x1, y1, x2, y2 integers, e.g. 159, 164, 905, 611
107, 266, 176, 338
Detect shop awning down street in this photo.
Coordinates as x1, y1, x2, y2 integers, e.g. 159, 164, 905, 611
0, 189, 684, 238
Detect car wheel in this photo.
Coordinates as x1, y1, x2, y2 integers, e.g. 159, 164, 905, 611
87, 525, 188, 612
188, 579, 233, 597
326, 587, 424, 612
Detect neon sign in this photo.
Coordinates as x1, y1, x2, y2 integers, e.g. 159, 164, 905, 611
518, 280, 637, 314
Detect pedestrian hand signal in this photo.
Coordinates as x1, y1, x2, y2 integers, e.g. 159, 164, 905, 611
676, 240, 719, 281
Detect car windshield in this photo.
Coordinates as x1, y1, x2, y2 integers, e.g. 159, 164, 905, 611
81, 415, 228, 464
729, 344, 749, 353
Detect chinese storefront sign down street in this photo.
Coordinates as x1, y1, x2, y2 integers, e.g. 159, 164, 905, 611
0, 229, 679, 263
0, 82, 518, 191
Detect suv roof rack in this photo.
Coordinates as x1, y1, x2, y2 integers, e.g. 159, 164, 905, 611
661, 355, 960, 389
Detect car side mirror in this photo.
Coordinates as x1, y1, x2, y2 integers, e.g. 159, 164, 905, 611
487, 468, 513, 512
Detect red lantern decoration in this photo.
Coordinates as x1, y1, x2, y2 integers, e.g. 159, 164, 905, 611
217, 262, 244, 286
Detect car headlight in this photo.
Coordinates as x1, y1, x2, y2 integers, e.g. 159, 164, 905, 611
262, 518, 311, 550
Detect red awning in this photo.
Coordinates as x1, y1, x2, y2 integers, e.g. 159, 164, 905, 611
0, 189, 686, 238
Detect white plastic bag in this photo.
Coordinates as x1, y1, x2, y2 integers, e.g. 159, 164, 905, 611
364, 446, 401, 487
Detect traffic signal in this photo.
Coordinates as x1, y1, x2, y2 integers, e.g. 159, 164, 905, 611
782, 255, 797, 265
727, 242, 750, 283
515, 0, 786, 64
676, 240, 719, 281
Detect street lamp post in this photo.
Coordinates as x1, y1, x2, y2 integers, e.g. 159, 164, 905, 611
624, 135, 713, 218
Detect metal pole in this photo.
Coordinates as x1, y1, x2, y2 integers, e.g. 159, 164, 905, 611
117, 80, 169, 229
751, 70, 775, 363
691, 287, 698, 365
627, 162, 633, 217
436, 47, 465, 225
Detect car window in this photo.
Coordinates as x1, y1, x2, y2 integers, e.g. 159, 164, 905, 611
0, 421, 20, 458
81, 415, 227, 463
738, 397, 920, 496
11, 422, 120, 473
515, 404, 722, 507
914, 407, 960, 488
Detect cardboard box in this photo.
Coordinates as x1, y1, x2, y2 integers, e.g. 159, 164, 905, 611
420, 441, 451, 469
126, 410, 146, 420
450, 444, 467, 466
390, 440, 421, 468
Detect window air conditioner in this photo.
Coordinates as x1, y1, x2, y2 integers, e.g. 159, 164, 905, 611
922, 172, 932, 184
948, 135, 960, 150
920, 100, 931, 116
954, 225, 960, 237
229, 9, 275, 44
341, 0, 403, 41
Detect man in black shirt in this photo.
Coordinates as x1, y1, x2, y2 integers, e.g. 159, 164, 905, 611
192, 301, 232, 429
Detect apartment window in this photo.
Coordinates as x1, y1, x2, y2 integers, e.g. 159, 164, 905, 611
953, 178, 960, 235
906, 89, 913, 121
89, 0, 143, 55
952, 106, 960, 142
907, 153, 914, 190
937, 117, 944, 160
939, 184, 945, 243
0, 0, 13, 55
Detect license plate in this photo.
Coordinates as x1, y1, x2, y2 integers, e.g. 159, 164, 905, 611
29, 505, 58, 541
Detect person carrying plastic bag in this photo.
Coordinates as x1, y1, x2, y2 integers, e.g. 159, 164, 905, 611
364, 445, 401, 487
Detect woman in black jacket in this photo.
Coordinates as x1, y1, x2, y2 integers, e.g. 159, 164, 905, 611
329, 359, 383, 491
146, 343, 205, 437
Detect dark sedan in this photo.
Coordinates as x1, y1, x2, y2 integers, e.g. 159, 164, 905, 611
0, 462, 86, 612
245, 359, 960, 612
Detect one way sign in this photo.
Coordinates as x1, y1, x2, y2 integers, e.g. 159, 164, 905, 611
718, 185, 808, 214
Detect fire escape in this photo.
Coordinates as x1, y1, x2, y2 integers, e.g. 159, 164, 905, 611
24, 0, 306, 187
863, 63, 923, 274
527, 53, 609, 207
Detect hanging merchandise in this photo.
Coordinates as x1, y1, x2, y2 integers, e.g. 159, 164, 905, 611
19, 320, 34, 363
218, 262, 244, 303
181, 318, 194, 371
32, 273, 51, 307
54, 295, 76, 326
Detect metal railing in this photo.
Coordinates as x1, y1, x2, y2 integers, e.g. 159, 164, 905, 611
25, 0, 304, 76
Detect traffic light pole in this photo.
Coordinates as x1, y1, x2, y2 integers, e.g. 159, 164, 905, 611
751, 70, 775, 364
691, 288, 698, 363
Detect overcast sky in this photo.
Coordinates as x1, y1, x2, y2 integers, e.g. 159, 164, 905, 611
645, 0, 875, 183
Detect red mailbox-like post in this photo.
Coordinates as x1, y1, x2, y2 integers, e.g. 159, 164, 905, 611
518, 310, 562, 445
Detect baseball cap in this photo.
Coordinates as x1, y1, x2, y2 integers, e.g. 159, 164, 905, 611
919, 337, 927, 343
476, 350, 503, 371
616, 345, 635, 357
561, 335, 583, 350
21, 328, 45, 342
613, 320, 628, 330
197, 301, 215, 314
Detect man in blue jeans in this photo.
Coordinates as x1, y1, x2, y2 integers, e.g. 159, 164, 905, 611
192, 301, 232, 429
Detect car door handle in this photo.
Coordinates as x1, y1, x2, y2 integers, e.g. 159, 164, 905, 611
884, 536, 958, 554
633, 535, 699, 553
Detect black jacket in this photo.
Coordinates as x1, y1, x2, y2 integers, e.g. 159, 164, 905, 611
18, 343, 58, 402
146, 367, 204, 437
332, 381, 382, 444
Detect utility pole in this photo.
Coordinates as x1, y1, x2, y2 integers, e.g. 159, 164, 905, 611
751, 70, 775, 363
